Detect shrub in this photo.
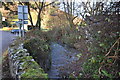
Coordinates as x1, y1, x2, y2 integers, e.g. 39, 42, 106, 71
23, 30, 51, 72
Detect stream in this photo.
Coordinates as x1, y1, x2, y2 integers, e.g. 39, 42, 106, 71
48, 42, 80, 78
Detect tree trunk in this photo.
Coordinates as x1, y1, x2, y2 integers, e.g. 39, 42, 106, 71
27, 3, 34, 28
35, 2, 44, 30
36, 8, 41, 30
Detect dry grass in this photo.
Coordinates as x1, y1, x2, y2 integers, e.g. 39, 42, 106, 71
2, 50, 8, 59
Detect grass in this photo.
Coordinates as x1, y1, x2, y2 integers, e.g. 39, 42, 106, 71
1, 50, 8, 66
2, 50, 8, 59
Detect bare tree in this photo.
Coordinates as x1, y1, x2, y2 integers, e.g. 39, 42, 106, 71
2, 1, 56, 30
63, 0, 78, 28
27, 0, 56, 30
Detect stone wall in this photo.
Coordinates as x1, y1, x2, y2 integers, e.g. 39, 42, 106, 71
8, 43, 48, 79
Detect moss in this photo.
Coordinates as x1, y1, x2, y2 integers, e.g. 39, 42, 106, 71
21, 68, 48, 78
23, 38, 51, 72
18, 56, 33, 63
21, 60, 40, 70
20, 56, 48, 78
9, 43, 48, 79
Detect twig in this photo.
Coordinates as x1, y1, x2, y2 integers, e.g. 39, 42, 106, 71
98, 66, 102, 74
107, 56, 118, 59
113, 40, 120, 64
105, 37, 120, 57
81, 67, 87, 77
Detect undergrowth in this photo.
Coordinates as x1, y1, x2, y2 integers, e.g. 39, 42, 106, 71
23, 30, 51, 72
81, 31, 120, 79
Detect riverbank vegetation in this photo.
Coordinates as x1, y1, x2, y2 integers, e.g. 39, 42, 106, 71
23, 30, 51, 72
1, 1, 120, 79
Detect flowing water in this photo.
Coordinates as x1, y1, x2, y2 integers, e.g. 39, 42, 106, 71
48, 42, 80, 78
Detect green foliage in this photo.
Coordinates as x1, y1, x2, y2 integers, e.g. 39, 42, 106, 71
21, 57, 40, 69
24, 38, 50, 56
49, 27, 81, 47
62, 33, 77, 46
78, 22, 87, 27
20, 57, 48, 79
105, 18, 110, 22
21, 68, 48, 79
9, 44, 48, 79
23, 30, 51, 71
49, 7, 56, 15
82, 54, 117, 79
19, 56, 48, 79
101, 70, 112, 78
89, 31, 119, 54
76, 53, 82, 59
2, 21, 11, 27
82, 30, 120, 78
82, 55, 102, 78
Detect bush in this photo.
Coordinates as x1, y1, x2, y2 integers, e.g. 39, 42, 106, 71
47, 26, 83, 47
82, 28, 120, 78
23, 30, 51, 72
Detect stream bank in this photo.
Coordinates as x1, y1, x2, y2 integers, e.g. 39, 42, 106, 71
48, 42, 83, 78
